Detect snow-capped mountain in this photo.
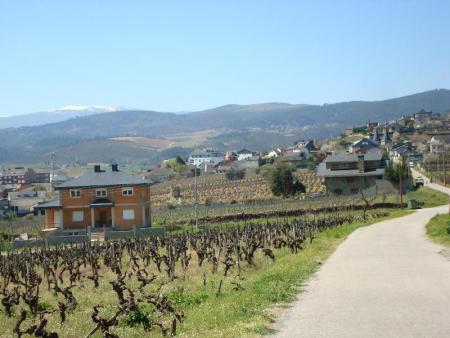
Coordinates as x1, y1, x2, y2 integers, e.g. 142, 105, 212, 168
0, 105, 124, 129
54, 105, 119, 113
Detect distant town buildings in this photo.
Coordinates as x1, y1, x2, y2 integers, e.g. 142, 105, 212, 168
25, 168, 51, 184
188, 149, 224, 166
413, 109, 433, 125
225, 151, 238, 161
429, 134, 450, 154
236, 149, 254, 161
0, 168, 26, 185
0, 167, 51, 185
8, 190, 47, 215
389, 141, 414, 164
371, 126, 392, 145
349, 138, 379, 154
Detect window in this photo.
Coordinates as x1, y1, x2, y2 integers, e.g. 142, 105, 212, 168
72, 211, 84, 222
351, 188, 360, 194
70, 189, 81, 198
96, 189, 107, 197
122, 187, 133, 196
122, 209, 135, 220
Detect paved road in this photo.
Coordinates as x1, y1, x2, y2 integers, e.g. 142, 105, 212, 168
273, 181, 450, 337
411, 168, 450, 196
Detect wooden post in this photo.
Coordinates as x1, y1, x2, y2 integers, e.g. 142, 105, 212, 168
195, 165, 198, 230
111, 207, 115, 228
142, 205, 146, 227
399, 159, 403, 209
443, 151, 447, 186
148, 186, 152, 228
90, 209, 95, 228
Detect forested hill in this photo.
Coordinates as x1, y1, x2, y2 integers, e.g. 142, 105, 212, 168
1, 89, 450, 164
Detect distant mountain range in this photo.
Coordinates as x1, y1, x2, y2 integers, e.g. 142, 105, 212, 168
0, 105, 120, 128
1, 89, 450, 165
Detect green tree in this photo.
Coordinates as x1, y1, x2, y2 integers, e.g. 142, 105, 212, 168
32, 184, 46, 192
225, 168, 245, 180
165, 156, 186, 174
384, 159, 408, 183
269, 164, 305, 197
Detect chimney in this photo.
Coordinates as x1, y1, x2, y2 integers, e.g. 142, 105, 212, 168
112, 164, 119, 172
357, 154, 365, 173
94, 165, 101, 173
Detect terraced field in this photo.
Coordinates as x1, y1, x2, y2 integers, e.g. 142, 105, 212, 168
150, 170, 324, 209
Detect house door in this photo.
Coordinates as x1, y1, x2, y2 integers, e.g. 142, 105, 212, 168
99, 210, 108, 227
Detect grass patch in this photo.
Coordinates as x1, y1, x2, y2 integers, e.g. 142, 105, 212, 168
176, 209, 411, 337
426, 214, 450, 247
406, 187, 449, 208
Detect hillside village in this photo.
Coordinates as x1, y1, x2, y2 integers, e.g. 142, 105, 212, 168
1, 107, 449, 222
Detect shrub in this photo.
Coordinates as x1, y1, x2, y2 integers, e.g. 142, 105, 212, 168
123, 305, 151, 330
33, 184, 46, 192
225, 168, 246, 180
171, 186, 181, 198
164, 156, 187, 174
269, 164, 305, 197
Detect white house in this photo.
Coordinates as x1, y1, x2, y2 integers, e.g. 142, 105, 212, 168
188, 149, 224, 166
429, 135, 450, 154
264, 148, 283, 159
292, 140, 316, 159
237, 149, 254, 161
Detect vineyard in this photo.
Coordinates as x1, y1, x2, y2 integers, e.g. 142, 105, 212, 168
151, 195, 390, 225
0, 208, 388, 338
150, 170, 324, 209
0, 217, 44, 238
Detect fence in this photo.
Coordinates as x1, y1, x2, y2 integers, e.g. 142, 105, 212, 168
0, 226, 165, 252
104, 227, 165, 241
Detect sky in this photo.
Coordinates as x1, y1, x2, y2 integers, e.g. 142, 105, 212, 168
1, 0, 450, 116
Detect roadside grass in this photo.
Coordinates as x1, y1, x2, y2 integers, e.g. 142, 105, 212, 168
406, 187, 449, 208
426, 214, 450, 247
176, 209, 411, 337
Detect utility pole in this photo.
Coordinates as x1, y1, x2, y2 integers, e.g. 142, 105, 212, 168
194, 164, 198, 230
436, 152, 440, 183
399, 157, 404, 209
443, 150, 447, 186
50, 147, 56, 190
399, 168, 403, 209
